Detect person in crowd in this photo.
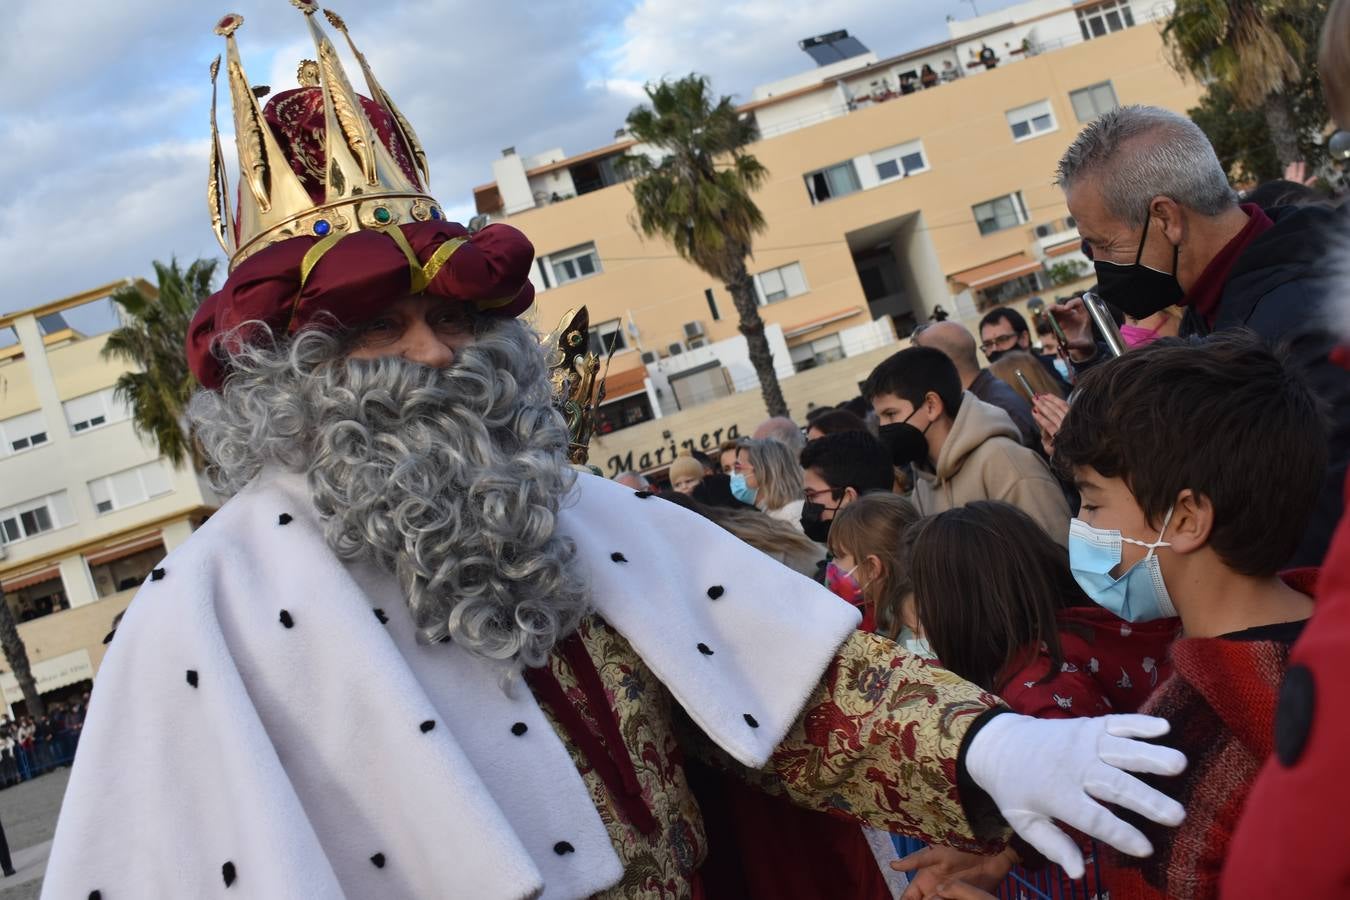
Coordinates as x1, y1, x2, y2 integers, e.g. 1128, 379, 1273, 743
46, 11, 1192, 893
752, 416, 806, 454
826, 493, 927, 651
1053, 332, 1326, 899
895, 500, 1180, 897
1242, 178, 1330, 210
667, 453, 704, 495
1036, 319, 1074, 383
914, 321, 1039, 449
804, 408, 867, 441
660, 492, 824, 579
940, 60, 960, 82
689, 449, 718, 478
717, 438, 740, 475
1120, 307, 1181, 350
920, 64, 939, 89
733, 439, 807, 530
0, 727, 15, 789
979, 45, 999, 69
1051, 103, 1348, 567
799, 429, 895, 545
989, 351, 1066, 402
899, 73, 917, 95
1223, 9, 1350, 892
863, 347, 1071, 545
978, 307, 1071, 393
613, 471, 651, 491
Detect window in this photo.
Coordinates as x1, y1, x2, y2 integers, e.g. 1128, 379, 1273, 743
973, 191, 1030, 235
0, 410, 49, 455
587, 319, 628, 356
804, 161, 861, 204
669, 362, 733, 410
1077, 0, 1135, 40
88, 543, 167, 598
1069, 81, 1119, 123
872, 140, 929, 182
754, 262, 809, 304
4, 575, 69, 624
88, 461, 173, 515
548, 243, 602, 286
594, 394, 655, 435
977, 271, 1048, 310
0, 492, 72, 545
1006, 100, 1057, 141
704, 288, 721, 322
63, 386, 130, 434
789, 334, 846, 373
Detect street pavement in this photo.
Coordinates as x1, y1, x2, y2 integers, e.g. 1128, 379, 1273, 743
0, 767, 71, 900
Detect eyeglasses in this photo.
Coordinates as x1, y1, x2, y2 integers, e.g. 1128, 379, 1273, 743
804, 486, 844, 503
979, 332, 1019, 354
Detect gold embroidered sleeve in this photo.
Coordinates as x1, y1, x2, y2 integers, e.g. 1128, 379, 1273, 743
684, 631, 1009, 853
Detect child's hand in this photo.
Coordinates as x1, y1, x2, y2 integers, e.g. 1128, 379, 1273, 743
892, 845, 1015, 899
1032, 394, 1071, 457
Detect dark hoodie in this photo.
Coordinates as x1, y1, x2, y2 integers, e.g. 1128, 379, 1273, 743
1180, 203, 1350, 568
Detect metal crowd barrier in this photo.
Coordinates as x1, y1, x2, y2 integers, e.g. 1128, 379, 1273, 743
891, 833, 1106, 900
0, 733, 80, 788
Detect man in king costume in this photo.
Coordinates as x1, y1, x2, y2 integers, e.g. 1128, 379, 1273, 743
44, 6, 1187, 898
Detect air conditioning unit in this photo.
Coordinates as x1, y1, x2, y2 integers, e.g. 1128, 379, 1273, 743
687, 338, 708, 350
667, 342, 685, 356
683, 320, 706, 340
640, 350, 659, 366
1034, 223, 1054, 239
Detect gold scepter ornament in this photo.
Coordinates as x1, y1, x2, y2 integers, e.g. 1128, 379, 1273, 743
541, 308, 612, 470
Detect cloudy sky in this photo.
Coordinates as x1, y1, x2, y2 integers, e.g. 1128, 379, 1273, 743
0, 0, 1027, 314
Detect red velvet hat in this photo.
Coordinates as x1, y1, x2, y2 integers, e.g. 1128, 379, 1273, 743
191, 8, 535, 390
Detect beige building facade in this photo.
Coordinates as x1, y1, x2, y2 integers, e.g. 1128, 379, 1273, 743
473, 0, 1202, 475
0, 283, 219, 714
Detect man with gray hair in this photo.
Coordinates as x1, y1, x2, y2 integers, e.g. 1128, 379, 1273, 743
1051, 104, 1346, 566
751, 415, 807, 453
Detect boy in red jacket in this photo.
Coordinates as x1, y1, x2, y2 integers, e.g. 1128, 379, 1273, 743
1051, 331, 1327, 899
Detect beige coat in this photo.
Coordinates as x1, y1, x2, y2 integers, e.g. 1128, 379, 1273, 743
913, 392, 1071, 546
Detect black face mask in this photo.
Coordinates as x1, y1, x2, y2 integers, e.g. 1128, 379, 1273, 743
878, 407, 932, 468
800, 493, 843, 544
1091, 215, 1184, 319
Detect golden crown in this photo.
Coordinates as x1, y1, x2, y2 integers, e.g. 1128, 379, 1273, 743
209, 2, 442, 269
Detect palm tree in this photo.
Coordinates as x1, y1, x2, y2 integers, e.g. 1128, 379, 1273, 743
102, 259, 217, 468
1163, 0, 1326, 167
0, 587, 43, 718
622, 75, 789, 419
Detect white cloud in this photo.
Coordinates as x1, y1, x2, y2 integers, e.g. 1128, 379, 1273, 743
0, 0, 1026, 310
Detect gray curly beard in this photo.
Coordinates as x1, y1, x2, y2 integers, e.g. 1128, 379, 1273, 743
187, 317, 589, 672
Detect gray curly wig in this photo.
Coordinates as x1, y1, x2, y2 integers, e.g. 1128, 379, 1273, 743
187, 317, 589, 672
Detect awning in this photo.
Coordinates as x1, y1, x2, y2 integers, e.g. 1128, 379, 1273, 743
1, 649, 93, 705
601, 365, 649, 402
1044, 239, 1083, 258
948, 253, 1043, 291
85, 533, 165, 568
0, 566, 61, 593
784, 306, 864, 339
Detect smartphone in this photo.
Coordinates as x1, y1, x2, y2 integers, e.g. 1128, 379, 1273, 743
1014, 369, 1036, 400
1081, 291, 1127, 358
1045, 307, 1069, 349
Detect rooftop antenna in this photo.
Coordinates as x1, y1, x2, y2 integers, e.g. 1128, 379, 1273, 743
962, 0, 981, 15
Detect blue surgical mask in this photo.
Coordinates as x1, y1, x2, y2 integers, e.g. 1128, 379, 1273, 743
729, 472, 757, 506
1068, 507, 1176, 622
898, 626, 936, 660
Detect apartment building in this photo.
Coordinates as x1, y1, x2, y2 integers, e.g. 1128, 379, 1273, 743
471, 0, 1201, 475
0, 283, 219, 714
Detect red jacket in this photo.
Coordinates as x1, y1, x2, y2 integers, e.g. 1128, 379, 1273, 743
997, 606, 1180, 718
1223, 486, 1350, 897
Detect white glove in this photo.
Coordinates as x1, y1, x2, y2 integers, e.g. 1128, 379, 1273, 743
964, 712, 1186, 879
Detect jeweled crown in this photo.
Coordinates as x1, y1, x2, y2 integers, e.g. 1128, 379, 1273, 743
209, 2, 442, 269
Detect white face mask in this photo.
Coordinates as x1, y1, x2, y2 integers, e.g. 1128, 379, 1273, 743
898, 626, 936, 660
